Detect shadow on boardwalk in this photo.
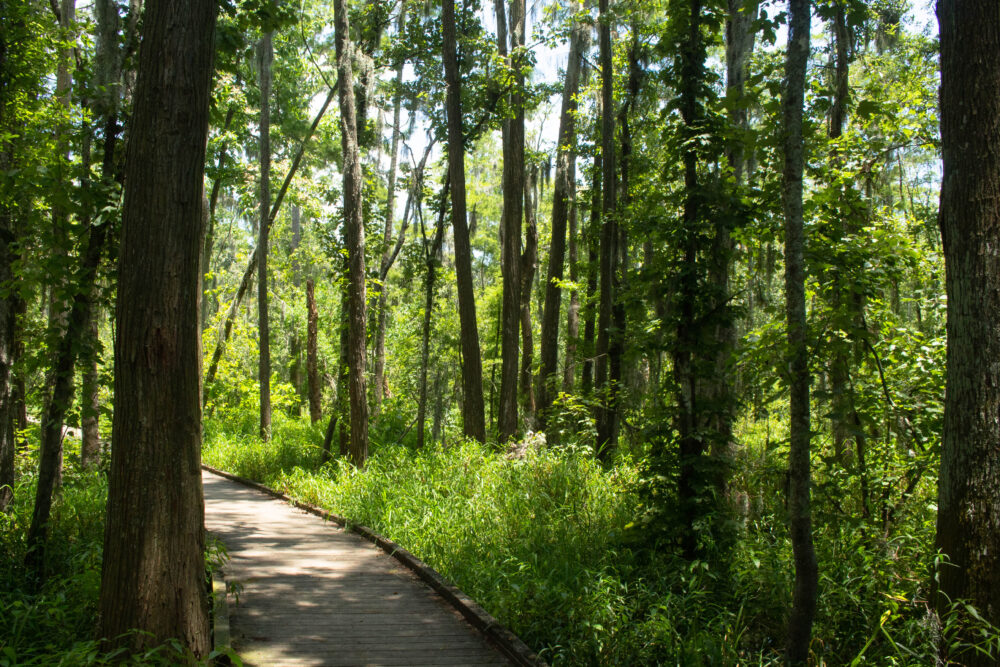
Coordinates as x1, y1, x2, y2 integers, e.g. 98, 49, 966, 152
203, 471, 510, 667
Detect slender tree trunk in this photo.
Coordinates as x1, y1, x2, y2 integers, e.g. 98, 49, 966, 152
934, 1, 1000, 659
257, 32, 273, 441
336, 287, 350, 458
417, 179, 448, 449
288, 206, 302, 413
540, 20, 588, 429
563, 199, 579, 395
0, 89, 14, 510
203, 85, 337, 395
594, 0, 618, 455
442, 0, 486, 443
373, 0, 408, 416
80, 307, 101, 469
98, 0, 216, 654
306, 279, 321, 423
782, 0, 816, 661
581, 122, 602, 395
334, 0, 369, 467
202, 103, 236, 330
497, 0, 525, 444
519, 167, 537, 428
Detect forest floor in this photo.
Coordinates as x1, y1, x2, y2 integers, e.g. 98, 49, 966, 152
203, 470, 510, 666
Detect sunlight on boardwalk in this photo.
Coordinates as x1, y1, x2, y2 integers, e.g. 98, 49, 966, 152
203, 471, 510, 667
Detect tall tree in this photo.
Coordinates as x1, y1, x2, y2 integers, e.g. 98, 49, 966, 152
334, 0, 369, 467
539, 17, 588, 431
98, 0, 217, 654
306, 278, 321, 423
373, 0, 408, 415
0, 4, 15, 510
258, 32, 273, 441
594, 0, 618, 454
782, 0, 817, 661
934, 0, 1000, 659
497, 0, 526, 443
442, 0, 486, 443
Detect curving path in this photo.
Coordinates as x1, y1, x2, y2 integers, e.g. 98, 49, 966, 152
202, 470, 510, 666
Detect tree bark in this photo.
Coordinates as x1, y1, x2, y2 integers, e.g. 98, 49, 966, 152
442, 0, 486, 443
258, 32, 273, 441
98, 0, 216, 654
782, 0, 816, 662
934, 0, 1000, 659
540, 19, 588, 429
594, 0, 618, 455
334, 0, 369, 467
306, 279, 321, 423
373, 0, 408, 416
497, 0, 525, 444
519, 167, 537, 427
0, 84, 14, 510
563, 199, 579, 395
288, 206, 302, 412
581, 108, 602, 396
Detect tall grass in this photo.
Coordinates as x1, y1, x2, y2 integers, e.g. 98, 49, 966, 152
203, 410, 1000, 665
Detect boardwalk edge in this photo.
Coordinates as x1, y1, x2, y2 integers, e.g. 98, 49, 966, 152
201, 464, 546, 667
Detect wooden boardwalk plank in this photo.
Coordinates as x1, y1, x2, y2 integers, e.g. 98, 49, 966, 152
203, 471, 511, 667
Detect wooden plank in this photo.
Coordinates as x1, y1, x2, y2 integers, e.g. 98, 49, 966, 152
203, 471, 512, 667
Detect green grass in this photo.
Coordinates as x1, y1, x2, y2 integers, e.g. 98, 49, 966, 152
203, 410, 999, 665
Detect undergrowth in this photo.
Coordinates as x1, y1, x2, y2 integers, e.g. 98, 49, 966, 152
202, 411, 998, 665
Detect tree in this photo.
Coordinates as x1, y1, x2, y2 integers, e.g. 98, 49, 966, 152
934, 0, 1000, 660
334, 0, 369, 467
539, 16, 589, 432
98, 0, 217, 654
442, 0, 486, 443
594, 0, 619, 455
497, 0, 525, 444
258, 31, 274, 441
782, 0, 817, 661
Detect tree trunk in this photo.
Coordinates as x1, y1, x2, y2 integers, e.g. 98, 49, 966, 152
80, 307, 101, 469
288, 206, 302, 413
497, 0, 525, 444
334, 0, 369, 467
417, 179, 448, 450
582, 115, 601, 397
442, 0, 486, 443
563, 199, 579, 395
202, 103, 236, 330
934, 1, 1000, 659
540, 19, 588, 429
0, 93, 14, 510
258, 32, 273, 441
98, 0, 216, 654
306, 279, 321, 423
519, 167, 537, 428
781, 0, 816, 661
203, 85, 337, 396
594, 0, 618, 455
373, 0, 408, 416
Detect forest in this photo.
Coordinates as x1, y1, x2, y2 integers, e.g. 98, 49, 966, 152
0, 0, 998, 664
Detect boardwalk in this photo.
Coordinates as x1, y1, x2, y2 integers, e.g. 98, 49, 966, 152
203, 471, 510, 666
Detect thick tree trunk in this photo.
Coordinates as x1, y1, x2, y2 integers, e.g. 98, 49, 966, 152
539, 20, 588, 429
594, 0, 618, 455
934, 1, 1000, 660
373, 0, 408, 416
306, 279, 321, 423
781, 0, 816, 662
497, 0, 525, 444
442, 0, 486, 443
98, 0, 216, 654
258, 32, 273, 441
334, 0, 369, 467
